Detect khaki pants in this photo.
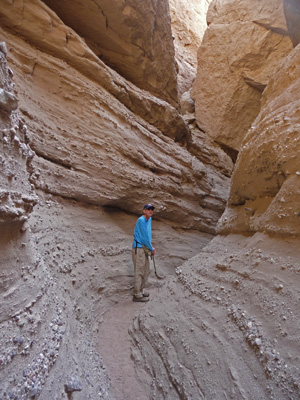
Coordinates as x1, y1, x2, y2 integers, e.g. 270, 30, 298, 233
132, 248, 150, 298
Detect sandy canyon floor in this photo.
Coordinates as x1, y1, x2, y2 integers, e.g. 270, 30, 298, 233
2, 191, 299, 399
27, 192, 212, 399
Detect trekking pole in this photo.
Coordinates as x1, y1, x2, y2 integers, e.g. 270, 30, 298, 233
152, 255, 165, 280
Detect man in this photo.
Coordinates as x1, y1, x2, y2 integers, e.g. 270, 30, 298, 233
132, 204, 156, 302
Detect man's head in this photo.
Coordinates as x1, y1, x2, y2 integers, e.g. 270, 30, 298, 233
143, 204, 155, 211
143, 204, 155, 220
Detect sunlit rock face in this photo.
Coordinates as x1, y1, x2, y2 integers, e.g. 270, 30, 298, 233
217, 42, 300, 236
169, 0, 212, 99
0, 0, 185, 141
42, 0, 179, 107
191, 0, 293, 152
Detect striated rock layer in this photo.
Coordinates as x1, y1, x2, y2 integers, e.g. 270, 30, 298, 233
191, 0, 293, 152
0, 41, 40, 322
42, 0, 179, 107
0, 0, 232, 234
0, 0, 232, 398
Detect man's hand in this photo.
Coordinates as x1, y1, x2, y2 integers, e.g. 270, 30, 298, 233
151, 248, 156, 255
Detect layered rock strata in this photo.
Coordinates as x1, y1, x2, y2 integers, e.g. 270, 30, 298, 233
0, 41, 40, 322
191, 0, 293, 152
0, 0, 185, 142
42, 0, 179, 107
0, 0, 232, 397
0, 0, 232, 233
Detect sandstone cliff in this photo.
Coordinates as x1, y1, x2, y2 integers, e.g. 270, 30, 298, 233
0, 0, 232, 234
42, 0, 179, 107
191, 0, 293, 152
169, 0, 212, 99
218, 41, 300, 236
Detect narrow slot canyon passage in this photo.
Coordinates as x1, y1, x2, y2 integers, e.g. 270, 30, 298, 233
1, 0, 300, 398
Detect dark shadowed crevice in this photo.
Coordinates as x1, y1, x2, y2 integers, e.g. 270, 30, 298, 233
218, 143, 239, 163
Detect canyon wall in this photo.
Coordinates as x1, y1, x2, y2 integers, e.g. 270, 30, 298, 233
169, 0, 212, 99
0, 0, 232, 234
218, 42, 300, 236
191, 0, 293, 152
1, 0, 300, 399
130, 1, 300, 399
42, 0, 179, 107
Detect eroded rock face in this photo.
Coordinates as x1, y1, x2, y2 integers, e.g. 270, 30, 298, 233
0, 0, 186, 142
191, 0, 293, 152
42, 0, 179, 107
0, 42, 37, 225
0, 1, 232, 399
0, 40, 41, 321
0, 1, 232, 233
169, 0, 212, 99
217, 42, 300, 236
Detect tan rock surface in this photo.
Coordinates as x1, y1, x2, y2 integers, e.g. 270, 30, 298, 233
191, 0, 293, 151
169, 0, 212, 99
0, 1, 231, 396
0, 1, 232, 233
218, 42, 300, 237
129, 3, 300, 400
0, 42, 41, 324
207, 0, 288, 31
42, 0, 179, 107
3, 0, 300, 399
0, 0, 186, 142
0, 30, 216, 396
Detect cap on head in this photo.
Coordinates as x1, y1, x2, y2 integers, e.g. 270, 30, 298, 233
143, 204, 155, 210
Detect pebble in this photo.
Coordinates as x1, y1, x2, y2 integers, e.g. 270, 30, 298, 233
64, 376, 83, 393
255, 338, 262, 347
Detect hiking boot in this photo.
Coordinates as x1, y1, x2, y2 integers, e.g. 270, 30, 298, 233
142, 291, 150, 297
133, 296, 149, 303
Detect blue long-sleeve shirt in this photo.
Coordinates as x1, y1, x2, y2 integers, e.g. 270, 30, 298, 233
132, 215, 153, 251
